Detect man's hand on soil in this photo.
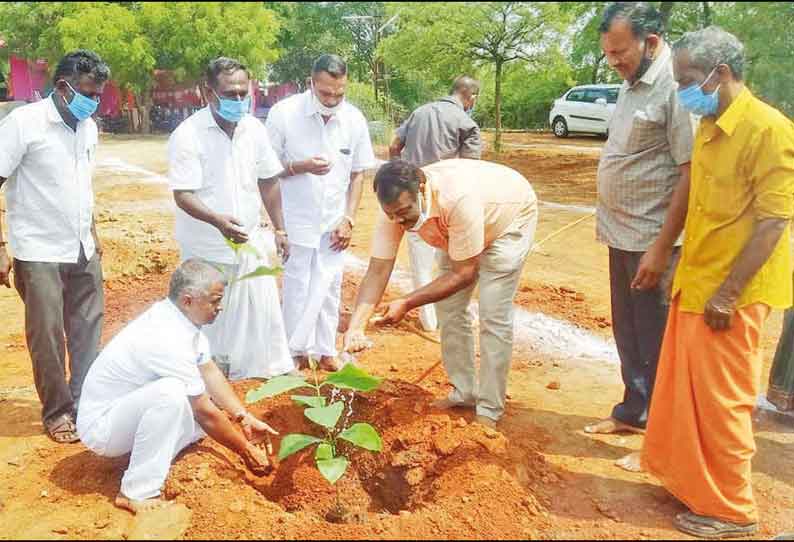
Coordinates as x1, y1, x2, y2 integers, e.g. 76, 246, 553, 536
374, 299, 410, 327
242, 442, 273, 477
0, 251, 11, 288
343, 329, 373, 353
241, 413, 278, 454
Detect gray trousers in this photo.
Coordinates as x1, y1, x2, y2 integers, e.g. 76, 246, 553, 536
13, 246, 104, 425
608, 246, 678, 429
436, 209, 537, 421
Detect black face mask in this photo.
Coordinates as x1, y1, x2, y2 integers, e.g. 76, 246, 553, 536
633, 40, 655, 81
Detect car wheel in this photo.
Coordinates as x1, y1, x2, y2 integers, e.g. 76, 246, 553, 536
552, 116, 569, 138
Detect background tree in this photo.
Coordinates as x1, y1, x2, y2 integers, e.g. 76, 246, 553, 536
381, 2, 566, 152
136, 2, 280, 131
268, 2, 354, 88
0, 2, 281, 132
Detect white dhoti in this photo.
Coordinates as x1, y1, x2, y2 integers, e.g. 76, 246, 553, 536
407, 231, 438, 331
283, 232, 346, 358
78, 378, 205, 501
191, 227, 294, 380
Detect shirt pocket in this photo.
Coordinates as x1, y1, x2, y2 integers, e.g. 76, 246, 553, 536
625, 107, 666, 154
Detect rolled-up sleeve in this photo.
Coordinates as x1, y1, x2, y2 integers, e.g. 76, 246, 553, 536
168, 128, 202, 191
447, 194, 485, 261
370, 209, 404, 260
0, 112, 26, 178
751, 126, 794, 220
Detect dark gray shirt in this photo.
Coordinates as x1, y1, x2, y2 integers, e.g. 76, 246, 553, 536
396, 96, 482, 167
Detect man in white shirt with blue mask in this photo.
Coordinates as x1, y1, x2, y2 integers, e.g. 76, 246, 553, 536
0, 50, 109, 445
168, 57, 294, 381
265, 54, 376, 372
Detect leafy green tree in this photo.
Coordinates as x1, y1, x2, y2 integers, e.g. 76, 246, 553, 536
0, 2, 281, 132
475, 48, 574, 130
381, 2, 566, 151
713, 2, 794, 116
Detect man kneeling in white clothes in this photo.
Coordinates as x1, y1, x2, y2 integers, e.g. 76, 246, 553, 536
76, 259, 278, 514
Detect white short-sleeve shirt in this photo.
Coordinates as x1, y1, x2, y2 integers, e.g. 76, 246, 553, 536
265, 91, 376, 248
0, 97, 97, 263
168, 107, 283, 264
77, 298, 211, 433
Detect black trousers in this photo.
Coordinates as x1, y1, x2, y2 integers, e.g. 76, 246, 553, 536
608, 246, 678, 429
13, 246, 104, 426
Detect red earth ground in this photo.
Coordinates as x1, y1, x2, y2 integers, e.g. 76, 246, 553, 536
0, 132, 792, 540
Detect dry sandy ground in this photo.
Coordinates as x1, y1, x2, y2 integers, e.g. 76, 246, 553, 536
0, 132, 792, 539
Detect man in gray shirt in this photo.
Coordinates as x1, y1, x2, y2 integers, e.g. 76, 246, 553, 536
388, 76, 482, 331
585, 2, 693, 463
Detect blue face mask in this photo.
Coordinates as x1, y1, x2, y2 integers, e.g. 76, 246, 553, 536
212, 90, 250, 123
62, 80, 99, 121
677, 67, 720, 117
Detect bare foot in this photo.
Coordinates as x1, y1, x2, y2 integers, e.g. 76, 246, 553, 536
318, 356, 342, 372
293, 356, 309, 370
615, 451, 644, 473
114, 493, 174, 514
584, 418, 645, 435
242, 443, 273, 477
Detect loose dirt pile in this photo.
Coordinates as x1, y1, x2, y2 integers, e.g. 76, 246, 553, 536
164, 379, 552, 539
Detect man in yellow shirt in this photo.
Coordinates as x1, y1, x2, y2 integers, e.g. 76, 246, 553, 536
638, 27, 794, 538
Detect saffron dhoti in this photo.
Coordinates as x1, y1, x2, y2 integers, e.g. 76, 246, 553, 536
642, 297, 770, 525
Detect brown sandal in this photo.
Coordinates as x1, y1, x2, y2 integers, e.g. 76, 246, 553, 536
45, 414, 80, 444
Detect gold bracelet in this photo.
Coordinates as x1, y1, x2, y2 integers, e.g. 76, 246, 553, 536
275, 229, 287, 236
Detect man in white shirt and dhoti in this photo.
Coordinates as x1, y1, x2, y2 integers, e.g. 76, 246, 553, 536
168, 56, 294, 380
265, 54, 376, 371
77, 259, 277, 513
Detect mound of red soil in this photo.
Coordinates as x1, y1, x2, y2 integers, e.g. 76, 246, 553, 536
164, 379, 552, 539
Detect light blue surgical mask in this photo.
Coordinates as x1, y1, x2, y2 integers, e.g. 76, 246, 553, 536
677, 67, 720, 117
61, 80, 99, 121
212, 90, 250, 123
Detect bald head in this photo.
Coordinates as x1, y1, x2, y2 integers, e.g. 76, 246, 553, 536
451, 75, 480, 112
451, 76, 480, 97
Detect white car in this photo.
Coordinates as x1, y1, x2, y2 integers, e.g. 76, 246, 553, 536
549, 84, 620, 138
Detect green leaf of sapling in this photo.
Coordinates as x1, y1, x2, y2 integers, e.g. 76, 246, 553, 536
304, 401, 344, 429
278, 434, 323, 461
338, 423, 382, 452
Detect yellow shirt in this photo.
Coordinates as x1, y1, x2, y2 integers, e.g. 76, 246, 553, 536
673, 88, 794, 313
